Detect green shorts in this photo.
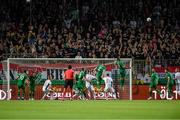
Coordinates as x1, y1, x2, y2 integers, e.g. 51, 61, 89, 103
120, 80, 125, 87
167, 83, 173, 92
119, 69, 126, 78
149, 82, 157, 88
76, 81, 85, 91
96, 72, 103, 84
30, 85, 35, 92
18, 84, 25, 90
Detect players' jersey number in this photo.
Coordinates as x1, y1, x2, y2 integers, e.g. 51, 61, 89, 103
20, 75, 25, 80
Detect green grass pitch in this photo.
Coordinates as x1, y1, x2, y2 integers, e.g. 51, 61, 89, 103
0, 100, 180, 120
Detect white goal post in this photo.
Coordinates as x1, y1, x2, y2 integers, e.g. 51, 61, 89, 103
4, 58, 132, 100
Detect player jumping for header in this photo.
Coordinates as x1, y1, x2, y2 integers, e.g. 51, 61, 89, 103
114, 58, 126, 91
95, 64, 106, 89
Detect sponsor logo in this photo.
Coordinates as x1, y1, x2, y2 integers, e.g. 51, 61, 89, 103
46, 92, 117, 99
0, 89, 12, 100
153, 86, 178, 100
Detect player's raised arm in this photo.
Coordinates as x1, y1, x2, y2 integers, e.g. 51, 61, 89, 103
94, 66, 98, 71
16, 74, 20, 80
114, 60, 118, 67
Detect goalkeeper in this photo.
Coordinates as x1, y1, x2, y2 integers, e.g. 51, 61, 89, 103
16, 70, 29, 100
95, 64, 106, 88
114, 58, 126, 91
73, 71, 86, 100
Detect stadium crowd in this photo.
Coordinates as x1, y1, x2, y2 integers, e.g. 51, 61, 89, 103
0, 0, 179, 64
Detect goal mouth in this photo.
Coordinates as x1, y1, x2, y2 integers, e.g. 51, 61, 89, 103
2, 58, 132, 100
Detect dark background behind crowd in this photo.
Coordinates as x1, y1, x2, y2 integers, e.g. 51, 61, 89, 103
0, 0, 179, 65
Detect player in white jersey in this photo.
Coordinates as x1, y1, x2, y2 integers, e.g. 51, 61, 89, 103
103, 73, 115, 100
174, 68, 180, 95
41, 75, 53, 100
84, 74, 96, 99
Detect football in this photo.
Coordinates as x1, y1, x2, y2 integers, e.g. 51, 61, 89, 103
147, 17, 151, 22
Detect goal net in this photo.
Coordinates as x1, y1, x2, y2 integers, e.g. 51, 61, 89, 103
2, 58, 132, 100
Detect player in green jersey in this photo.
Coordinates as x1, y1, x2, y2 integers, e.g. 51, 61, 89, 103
73, 71, 86, 99
29, 72, 35, 100
16, 70, 29, 100
114, 58, 126, 91
148, 68, 162, 100
29, 72, 42, 100
95, 64, 106, 88
165, 68, 174, 98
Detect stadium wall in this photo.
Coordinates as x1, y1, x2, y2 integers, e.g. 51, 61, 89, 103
0, 85, 179, 100
132, 85, 180, 100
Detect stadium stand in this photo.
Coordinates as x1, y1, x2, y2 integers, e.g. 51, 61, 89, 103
0, 0, 179, 62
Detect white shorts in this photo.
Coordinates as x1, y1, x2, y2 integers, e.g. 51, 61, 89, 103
86, 84, 94, 91
104, 84, 114, 92
73, 89, 81, 95
43, 89, 50, 93
178, 80, 180, 84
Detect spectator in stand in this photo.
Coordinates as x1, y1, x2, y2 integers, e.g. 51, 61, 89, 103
0, 0, 179, 64
75, 51, 82, 59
